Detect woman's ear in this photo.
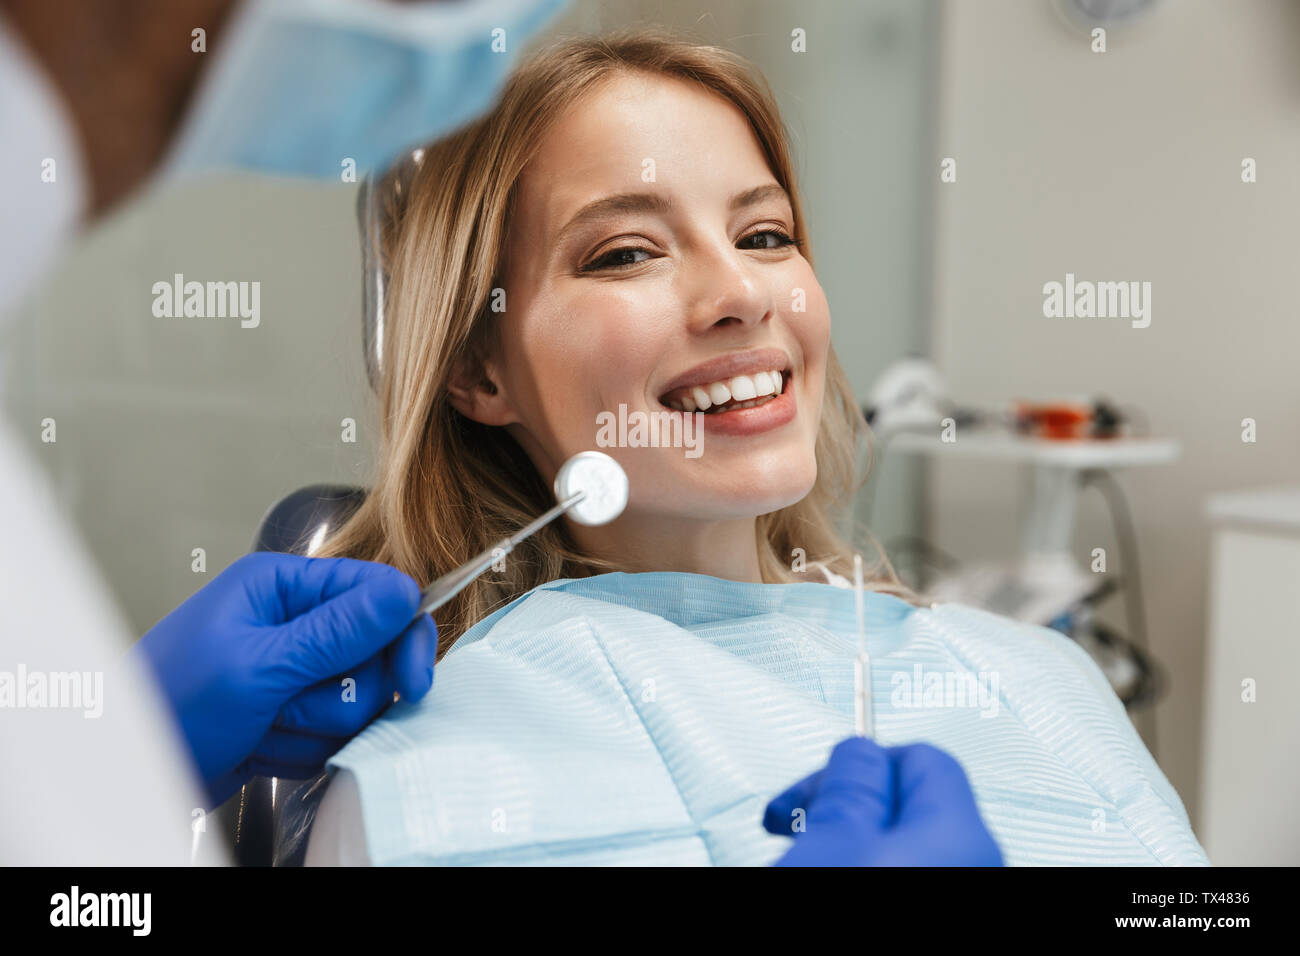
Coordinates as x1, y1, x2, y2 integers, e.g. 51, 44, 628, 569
446, 353, 517, 427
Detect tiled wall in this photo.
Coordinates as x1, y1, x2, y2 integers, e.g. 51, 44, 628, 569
3, 176, 379, 639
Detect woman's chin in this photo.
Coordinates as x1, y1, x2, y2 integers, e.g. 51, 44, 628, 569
652, 469, 817, 520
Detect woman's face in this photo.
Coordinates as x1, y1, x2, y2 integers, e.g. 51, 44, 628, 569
484, 71, 830, 524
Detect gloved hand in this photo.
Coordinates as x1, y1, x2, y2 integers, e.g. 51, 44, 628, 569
131, 552, 438, 808
764, 736, 1004, 866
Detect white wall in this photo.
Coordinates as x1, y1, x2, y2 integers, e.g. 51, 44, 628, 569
929, 0, 1300, 829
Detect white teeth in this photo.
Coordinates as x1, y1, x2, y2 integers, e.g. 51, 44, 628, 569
664, 368, 789, 412
728, 375, 757, 401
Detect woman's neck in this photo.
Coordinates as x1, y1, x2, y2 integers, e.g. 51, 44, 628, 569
568, 512, 764, 582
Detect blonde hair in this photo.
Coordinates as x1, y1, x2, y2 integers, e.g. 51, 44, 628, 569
316, 28, 918, 656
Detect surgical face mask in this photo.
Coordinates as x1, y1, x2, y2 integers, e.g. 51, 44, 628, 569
159, 0, 571, 181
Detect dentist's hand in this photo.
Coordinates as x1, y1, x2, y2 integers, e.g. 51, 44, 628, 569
764, 736, 1004, 866
131, 552, 438, 808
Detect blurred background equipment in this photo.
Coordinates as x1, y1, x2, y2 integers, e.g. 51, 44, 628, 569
863, 357, 1178, 750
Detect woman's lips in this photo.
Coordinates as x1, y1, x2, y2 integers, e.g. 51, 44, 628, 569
680, 371, 796, 437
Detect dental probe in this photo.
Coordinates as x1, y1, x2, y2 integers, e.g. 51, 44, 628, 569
853, 553, 874, 737
388, 452, 629, 704
411, 450, 630, 621
412, 491, 583, 619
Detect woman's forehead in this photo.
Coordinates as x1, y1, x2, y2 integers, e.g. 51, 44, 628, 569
515, 74, 776, 233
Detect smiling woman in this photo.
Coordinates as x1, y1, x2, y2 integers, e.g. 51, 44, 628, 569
303, 27, 1209, 869
313, 27, 914, 655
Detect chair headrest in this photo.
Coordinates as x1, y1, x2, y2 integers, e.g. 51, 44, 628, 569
253, 484, 367, 556
358, 147, 427, 393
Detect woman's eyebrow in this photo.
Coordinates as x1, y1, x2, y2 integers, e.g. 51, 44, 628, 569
728, 183, 790, 212
556, 192, 669, 244
555, 183, 791, 243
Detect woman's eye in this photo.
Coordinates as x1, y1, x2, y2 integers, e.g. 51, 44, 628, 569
581, 247, 653, 272
580, 230, 800, 273
739, 229, 800, 250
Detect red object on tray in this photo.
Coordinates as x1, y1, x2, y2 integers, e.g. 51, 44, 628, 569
1014, 401, 1097, 440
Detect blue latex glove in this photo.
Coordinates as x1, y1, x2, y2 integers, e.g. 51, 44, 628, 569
764, 736, 1004, 866
131, 552, 438, 808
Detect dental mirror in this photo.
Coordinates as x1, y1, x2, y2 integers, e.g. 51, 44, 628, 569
554, 450, 629, 526
409, 451, 628, 621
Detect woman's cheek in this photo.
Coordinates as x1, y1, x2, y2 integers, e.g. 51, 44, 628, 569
796, 276, 832, 336
797, 299, 833, 381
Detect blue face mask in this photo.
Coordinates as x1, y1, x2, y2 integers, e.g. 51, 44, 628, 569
160, 0, 571, 180
314, 571, 1208, 866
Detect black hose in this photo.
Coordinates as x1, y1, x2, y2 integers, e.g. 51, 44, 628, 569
1078, 468, 1158, 755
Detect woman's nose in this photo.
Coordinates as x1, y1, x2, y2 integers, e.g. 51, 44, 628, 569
681, 242, 774, 332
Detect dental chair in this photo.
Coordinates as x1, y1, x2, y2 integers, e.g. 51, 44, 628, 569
212, 150, 425, 866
